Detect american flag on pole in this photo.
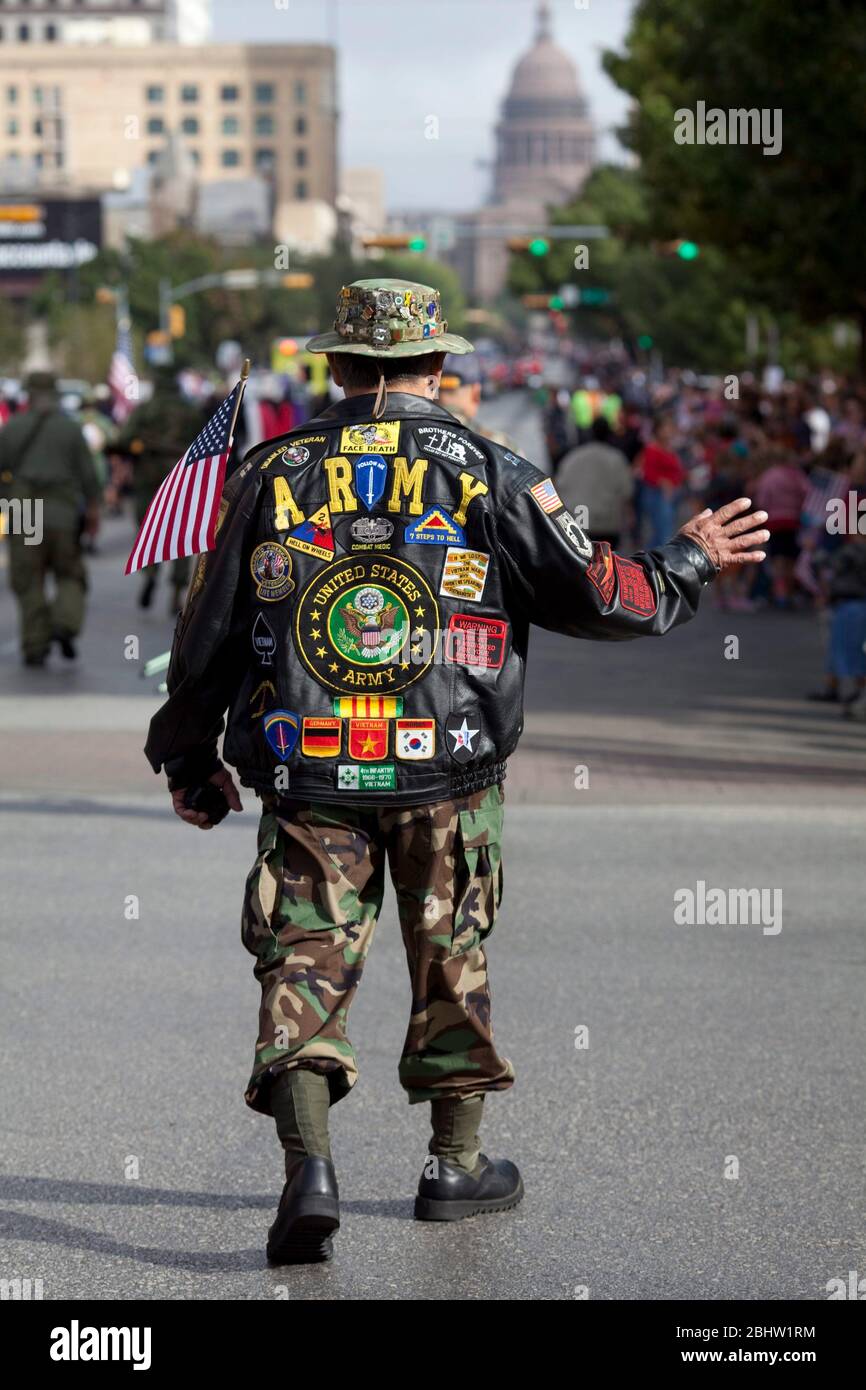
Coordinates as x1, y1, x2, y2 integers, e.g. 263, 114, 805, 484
125, 380, 243, 576
108, 321, 139, 424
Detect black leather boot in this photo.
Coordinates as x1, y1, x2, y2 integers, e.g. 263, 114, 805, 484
414, 1152, 524, 1222
266, 1155, 340, 1264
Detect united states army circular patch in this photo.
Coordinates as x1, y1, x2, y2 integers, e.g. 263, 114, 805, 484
293, 555, 440, 695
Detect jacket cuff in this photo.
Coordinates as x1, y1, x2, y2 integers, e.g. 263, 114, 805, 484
163, 748, 223, 791
663, 535, 720, 585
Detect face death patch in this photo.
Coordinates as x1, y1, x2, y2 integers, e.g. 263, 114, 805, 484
340, 422, 400, 454
283, 504, 335, 561
395, 718, 435, 760
404, 507, 465, 546
263, 709, 300, 760
439, 547, 490, 603
415, 426, 486, 466
444, 614, 507, 670
301, 717, 341, 757
585, 541, 616, 604
614, 556, 658, 616
554, 509, 592, 559
250, 542, 295, 602
294, 555, 440, 695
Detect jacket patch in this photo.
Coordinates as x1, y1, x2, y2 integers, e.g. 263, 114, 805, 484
333, 696, 403, 717
283, 503, 335, 560
340, 422, 400, 454
444, 613, 507, 670
528, 478, 562, 515
554, 509, 592, 559
614, 556, 657, 616
337, 764, 396, 791
404, 507, 465, 545
445, 711, 480, 763
249, 680, 276, 719
354, 454, 388, 511
439, 546, 490, 603
415, 425, 486, 466
348, 718, 389, 761
293, 555, 440, 694
263, 709, 300, 760
585, 542, 615, 604
395, 718, 435, 759
301, 717, 341, 757
344, 515, 394, 551
251, 612, 277, 665
250, 542, 295, 602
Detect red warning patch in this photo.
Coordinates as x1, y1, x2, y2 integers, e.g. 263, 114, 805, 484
585, 541, 616, 604
614, 555, 657, 616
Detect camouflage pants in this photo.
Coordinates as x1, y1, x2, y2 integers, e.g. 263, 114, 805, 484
241, 784, 514, 1114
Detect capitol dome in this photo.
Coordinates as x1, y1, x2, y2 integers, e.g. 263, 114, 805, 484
491, 1, 595, 206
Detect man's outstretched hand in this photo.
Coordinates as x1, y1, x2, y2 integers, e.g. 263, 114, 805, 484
171, 765, 243, 830
678, 498, 770, 572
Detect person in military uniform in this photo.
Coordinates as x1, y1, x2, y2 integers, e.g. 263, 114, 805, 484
0, 370, 101, 666
437, 351, 515, 450
114, 368, 204, 613
144, 278, 770, 1264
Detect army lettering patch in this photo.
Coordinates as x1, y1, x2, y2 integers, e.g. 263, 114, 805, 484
395, 717, 435, 760
282, 503, 335, 560
293, 555, 440, 694
301, 716, 342, 757
554, 509, 593, 559
348, 718, 389, 761
445, 711, 480, 763
250, 542, 295, 602
439, 546, 490, 603
585, 541, 615, 604
333, 696, 403, 717
614, 555, 658, 616
528, 478, 562, 515
340, 422, 401, 454
404, 507, 465, 546
263, 709, 300, 760
252, 611, 277, 665
344, 515, 394, 551
415, 426, 486, 466
444, 614, 507, 670
337, 764, 396, 792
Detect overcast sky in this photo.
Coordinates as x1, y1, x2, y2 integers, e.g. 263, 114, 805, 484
213, 0, 635, 211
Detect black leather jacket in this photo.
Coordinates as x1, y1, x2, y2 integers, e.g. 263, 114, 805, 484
145, 392, 717, 806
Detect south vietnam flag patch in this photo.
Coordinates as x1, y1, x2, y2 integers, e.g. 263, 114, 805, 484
394, 718, 435, 760
301, 716, 341, 757
284, 504, 335, 561
348, 718, 389, 761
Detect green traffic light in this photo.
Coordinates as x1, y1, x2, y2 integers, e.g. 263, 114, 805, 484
548, 295, 564, 310
676, 240, 700, 260
408, 237, 427, 252
638, 334, 654, 349
528, 238, 549, 256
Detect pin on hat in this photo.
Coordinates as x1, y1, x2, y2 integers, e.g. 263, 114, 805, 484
307, 279, 474, 359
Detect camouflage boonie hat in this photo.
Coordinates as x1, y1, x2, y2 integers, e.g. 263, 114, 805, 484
306, 278, 474, 357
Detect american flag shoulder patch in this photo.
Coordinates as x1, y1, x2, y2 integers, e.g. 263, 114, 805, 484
528, 478, 563, 514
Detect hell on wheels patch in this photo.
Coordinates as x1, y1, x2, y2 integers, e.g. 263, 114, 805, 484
293, 554, 440, 695
283, 504, 335, 561
444, 613, 507, 670
340, 421, 400, 454
585, 541, 616, 605
250, 542, 295, 602
614, 555, 658, 616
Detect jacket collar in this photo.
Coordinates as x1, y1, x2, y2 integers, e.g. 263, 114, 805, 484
309, 391, 460, 427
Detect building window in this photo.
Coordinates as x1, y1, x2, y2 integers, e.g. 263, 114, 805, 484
180, 84, 198, 103
221, 114, 239, 135
254, 148, 274, 170
295, 179, 307, 199
147, 116, 164, 135
295, 115, 306, 135
7, 87, 18, 104
221, 148, 240, 168
147, 150, 160, 165
254, 113, 273, 136
295, 147, 307, 168
6, 117, 17, 135
255, 83, 274, 103
45, 22, 57, 40
32, 86, 42, 106
17, 23, 29, 41
220, 85, 239, 102
294, 81, 306, 103
188, 149, 201, 166
33, 117, 42, 136
33, 150, 42, 167
146, 85, 164, 103
181, 116, 198, 135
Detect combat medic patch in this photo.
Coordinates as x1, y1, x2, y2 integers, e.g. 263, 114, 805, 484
345, 515, 394, 552
395, 717, 435, 760
293, 554, 440, 694
445, 712, 480, 763
250, 542, 295, 602
333, 695, 403, 717
444, 614, 507, 670
337, 764, 396, 792
614, 556, 658, 616
404, 507, 465, 546
340, 422, 400, 454
252, 612, 277, 665
415, 426, 486, 466
554, 510, 592, 559
439, 546, 490, 603
301, 716, 341, 757
263, 709, 300, 760
348, 718, 389, 761
528, 478, 562, 515
585, 541, 616, 604
283, 504, 335, 561
354, 454, 388, 511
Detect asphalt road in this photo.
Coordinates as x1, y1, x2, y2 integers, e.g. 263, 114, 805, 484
1, 397, 864, 1300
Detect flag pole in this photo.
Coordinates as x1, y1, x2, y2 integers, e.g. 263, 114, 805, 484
228, 358, 251, 442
